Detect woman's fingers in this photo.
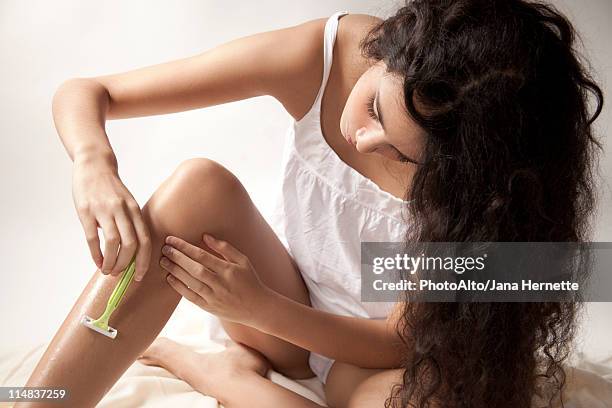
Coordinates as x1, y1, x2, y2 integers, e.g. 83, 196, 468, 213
161, 244, 219, 290
159, 256, 212, 296
165, 274, 208, 310
165, 235, 228, 272
97, 213, 120, 274
127, 201, 152, 281
111, 204, 138, 276
77, 209, 104, 269
71, 167, 151, 277
203, 234, 247, 265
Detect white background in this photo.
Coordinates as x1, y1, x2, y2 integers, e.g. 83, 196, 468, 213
0, 0, 610, 359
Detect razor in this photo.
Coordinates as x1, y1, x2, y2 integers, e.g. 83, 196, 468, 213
81, 256, 137, 339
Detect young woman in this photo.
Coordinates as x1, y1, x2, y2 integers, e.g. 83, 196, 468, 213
18, 0, 603, 407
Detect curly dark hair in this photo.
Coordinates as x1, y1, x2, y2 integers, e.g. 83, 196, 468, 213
359, 0, 604, 407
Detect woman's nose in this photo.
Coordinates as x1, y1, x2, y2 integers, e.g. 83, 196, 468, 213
354, 127, 385, 153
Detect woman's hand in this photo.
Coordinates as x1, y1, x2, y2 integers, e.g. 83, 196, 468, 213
159, 233, 275, 326
72, 155, 152, 281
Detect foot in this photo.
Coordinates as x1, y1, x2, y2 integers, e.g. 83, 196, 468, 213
138, 337, 270, 399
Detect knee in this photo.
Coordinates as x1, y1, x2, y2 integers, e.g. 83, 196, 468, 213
143, 158, 250, 238
172, 158, 245, 199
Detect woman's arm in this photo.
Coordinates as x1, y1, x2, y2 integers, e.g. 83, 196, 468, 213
256, 290, 405, 369
51, 16, 329, 172
52, 16, 329, 163
52, 17, 329, 278
159, 233, 406, 369
52, 79, 116, 165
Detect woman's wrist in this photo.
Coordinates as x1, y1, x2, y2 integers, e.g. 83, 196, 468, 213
73, 147, 118, 173
249, 287, 284, 332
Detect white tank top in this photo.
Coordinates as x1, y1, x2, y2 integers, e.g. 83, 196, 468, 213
267, 10, 411, 321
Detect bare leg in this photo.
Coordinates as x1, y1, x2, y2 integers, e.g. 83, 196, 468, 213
16, 158, 313, 407
139, 338, 406, 408
139, 337, 325, 408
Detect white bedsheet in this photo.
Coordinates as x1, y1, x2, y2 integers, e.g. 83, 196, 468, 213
1, 300, 611, 407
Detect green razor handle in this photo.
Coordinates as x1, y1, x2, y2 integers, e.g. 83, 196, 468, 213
81, 256, 137, 338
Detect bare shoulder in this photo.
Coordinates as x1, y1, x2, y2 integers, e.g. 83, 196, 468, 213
338, 13, 383, 43
335, 13, 383, 77
274, 13, 382, 121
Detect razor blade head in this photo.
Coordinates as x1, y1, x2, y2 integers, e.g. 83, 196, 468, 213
81, 315, 118, 339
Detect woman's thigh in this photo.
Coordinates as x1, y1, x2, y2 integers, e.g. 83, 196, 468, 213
151, 158, 314, 379
324, 361, 403, 408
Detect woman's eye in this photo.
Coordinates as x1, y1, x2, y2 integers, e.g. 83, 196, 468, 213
366, 95, 378, 121
395, 148, 410, 163
392, 145, 420, 165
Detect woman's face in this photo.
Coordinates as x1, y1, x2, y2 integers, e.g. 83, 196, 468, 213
340, 60, 425, 165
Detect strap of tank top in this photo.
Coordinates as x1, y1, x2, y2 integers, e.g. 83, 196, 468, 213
312, 11, 349, 111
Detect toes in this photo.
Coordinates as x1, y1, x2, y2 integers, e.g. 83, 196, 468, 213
137, 356, 157, 366
137, 350, 163, 367
138, 337, 176, 365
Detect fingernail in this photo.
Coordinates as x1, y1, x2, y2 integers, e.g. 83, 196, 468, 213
204, 234, 214, 243
134, 274, 142, 282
